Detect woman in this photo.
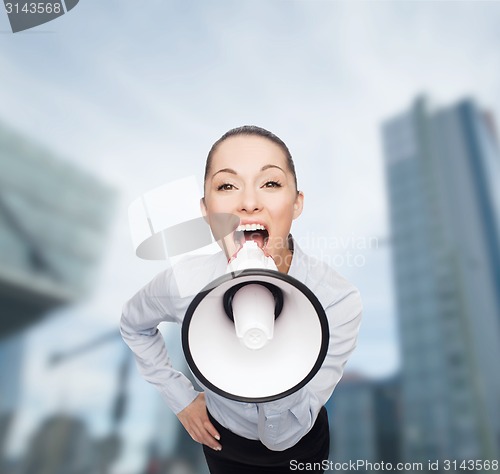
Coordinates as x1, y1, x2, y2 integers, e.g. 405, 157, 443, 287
121, 126, 362, 473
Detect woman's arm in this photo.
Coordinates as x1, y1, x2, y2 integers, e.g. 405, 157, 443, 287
120, 269, 199, 413
120, 268, 222, 450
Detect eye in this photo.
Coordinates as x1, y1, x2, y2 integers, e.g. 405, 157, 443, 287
263, 180, 282, 188
217, 183, 236, 191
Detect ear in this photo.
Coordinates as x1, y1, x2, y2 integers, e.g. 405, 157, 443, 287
200, 197, 208, 220
293, 191, 304, 220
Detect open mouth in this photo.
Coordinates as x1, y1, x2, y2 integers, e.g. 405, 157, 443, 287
234, 223, 269, 250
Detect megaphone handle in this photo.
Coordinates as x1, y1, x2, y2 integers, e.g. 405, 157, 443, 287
222, 281, 284, 321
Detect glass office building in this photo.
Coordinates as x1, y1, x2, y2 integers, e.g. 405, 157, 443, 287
0, 122, 115, 465
0, 122, 115, 337
382, 97, 500, 463
328, 374, 401, 468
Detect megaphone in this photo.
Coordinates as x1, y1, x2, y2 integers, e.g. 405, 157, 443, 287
182, 241, 329, 403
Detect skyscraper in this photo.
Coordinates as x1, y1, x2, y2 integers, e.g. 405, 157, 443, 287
0, 122, 116, 337
382, 97, 500, 463
328, 373, 401, 467
0, 121, 116, 466
328, 373, 377, 468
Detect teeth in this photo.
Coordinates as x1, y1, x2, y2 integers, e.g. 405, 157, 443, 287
236, 224, 266, 232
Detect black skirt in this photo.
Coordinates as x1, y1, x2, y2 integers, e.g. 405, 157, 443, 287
202, 406, 330, 474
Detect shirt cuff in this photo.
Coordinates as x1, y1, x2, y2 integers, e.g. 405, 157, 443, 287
159, 373, 200, 415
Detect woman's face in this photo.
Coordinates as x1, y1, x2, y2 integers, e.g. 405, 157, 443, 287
202, 134, 304, 272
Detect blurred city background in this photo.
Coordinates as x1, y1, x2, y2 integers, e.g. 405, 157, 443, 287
1, 1, 499, 473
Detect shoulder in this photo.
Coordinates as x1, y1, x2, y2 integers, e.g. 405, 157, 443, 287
163, 250, 227, 299
291, 241, 362, 313
127, 251, 227, 321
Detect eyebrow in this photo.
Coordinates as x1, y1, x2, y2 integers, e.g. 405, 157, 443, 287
212, 168, 237, 178
261, 164, 285, 173
212, 164, 286, 179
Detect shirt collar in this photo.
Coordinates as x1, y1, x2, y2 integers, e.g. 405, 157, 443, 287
287, 235, 308, 283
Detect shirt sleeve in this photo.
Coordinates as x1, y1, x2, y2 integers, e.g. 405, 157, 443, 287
120, 269, 200, 414
257, 285, 363, 450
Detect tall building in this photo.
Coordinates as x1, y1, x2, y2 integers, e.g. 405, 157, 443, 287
328, 373, 401, 469
0, 333, 24, 462
0, 122, 115, 465
329, 373, 378, 467
0, 122, 115, 338
382, 97, 500, 464
17, 414, 98, 474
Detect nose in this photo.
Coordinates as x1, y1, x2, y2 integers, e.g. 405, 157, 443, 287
238, 187, 262, 213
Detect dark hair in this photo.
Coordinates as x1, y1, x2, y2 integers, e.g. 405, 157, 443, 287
204, 125, 298, 192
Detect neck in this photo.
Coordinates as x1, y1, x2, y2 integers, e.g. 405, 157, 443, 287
274, 247, 293, 274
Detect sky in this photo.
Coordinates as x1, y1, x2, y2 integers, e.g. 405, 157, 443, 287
1, 1, 500, 472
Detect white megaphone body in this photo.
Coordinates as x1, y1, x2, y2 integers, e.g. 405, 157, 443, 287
182, 240, 329, 403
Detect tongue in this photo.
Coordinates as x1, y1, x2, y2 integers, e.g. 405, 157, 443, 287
245, 231, 266, 249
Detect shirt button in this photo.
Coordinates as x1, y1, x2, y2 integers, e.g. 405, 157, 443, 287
268, 424, 274, 429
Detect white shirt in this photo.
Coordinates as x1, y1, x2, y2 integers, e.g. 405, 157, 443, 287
120, 239, 362, 451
